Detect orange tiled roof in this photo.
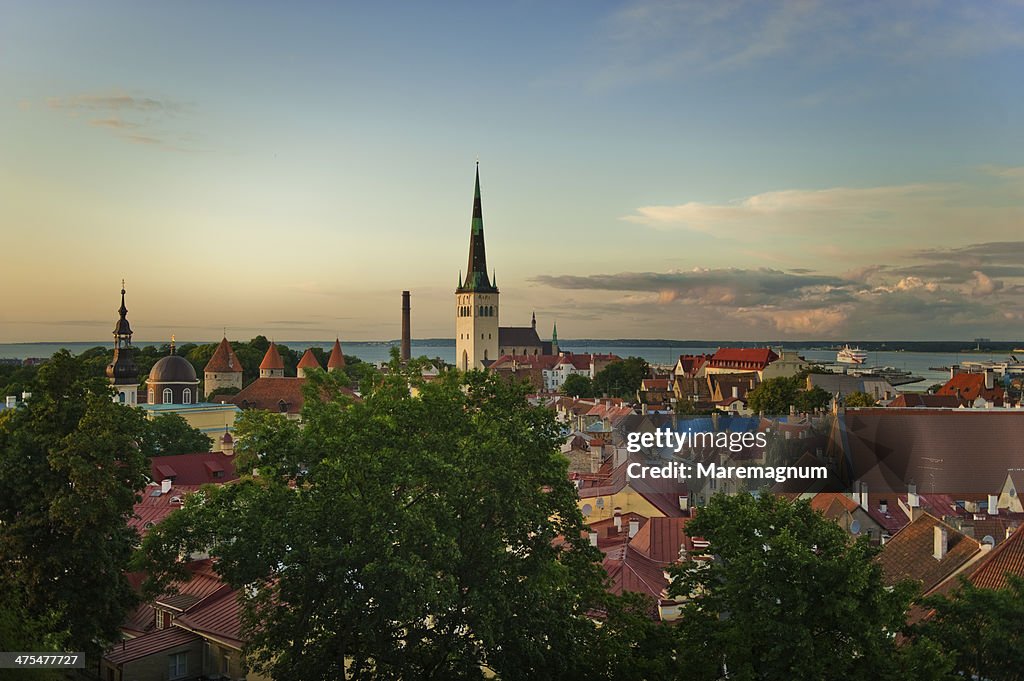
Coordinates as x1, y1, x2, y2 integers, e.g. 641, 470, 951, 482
966, 525, 1024, 590
259, 342, 284, 370
876, 513, 982, 593
327, 338, 346, 369
204, 337, 242, 373
936, 373, 1004, 405
297, 348, 322, 370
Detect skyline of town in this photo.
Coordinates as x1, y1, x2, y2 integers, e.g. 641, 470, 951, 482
2, 1, 1023, 342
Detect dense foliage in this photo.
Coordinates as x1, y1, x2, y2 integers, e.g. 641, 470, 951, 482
746, 374, 830, 415
667, 492, 915, 680
561, 372, 596, 397
592, 357, 650, 399
139, 363, 620, 680
141, 412, 212, 456
0, 351, 150, 659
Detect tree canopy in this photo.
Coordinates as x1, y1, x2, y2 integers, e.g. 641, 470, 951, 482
592, 357, 650, 399
561, 373, 596, 397
141, 412, 212, 456
746, 375, 830, 415
0, 351, 150, 659
139, 365, 614, 680
666, 492, 914, 680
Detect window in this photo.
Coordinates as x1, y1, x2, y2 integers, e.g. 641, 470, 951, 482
162, 388, 173, 404
118, 391, 125, 403
168, 652, 187, 679
182, 388, 192, 404
148, 389, 155, 403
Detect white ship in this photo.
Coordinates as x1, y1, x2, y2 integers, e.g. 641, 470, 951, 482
836, 345, 868, 364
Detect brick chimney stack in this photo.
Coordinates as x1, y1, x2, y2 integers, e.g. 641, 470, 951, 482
401, 291, 411, 362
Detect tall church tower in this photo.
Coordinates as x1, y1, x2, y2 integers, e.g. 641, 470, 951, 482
455, 163, 499, 371
106, 281, 139, 405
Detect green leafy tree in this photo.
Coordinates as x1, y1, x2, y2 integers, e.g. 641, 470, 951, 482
748, 375, 830, 415
592, 357, 650, 399
844, 391, 877, 408
139, 363, 609, 680
906, 575, 1024, 680
746, 376, 799, 415
0, 351, 150, 660
142, 412, 212, 456
562, 373, 596, 397
666, 492, 914, 681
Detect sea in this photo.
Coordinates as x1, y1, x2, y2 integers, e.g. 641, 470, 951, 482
2, 340, 1018, 392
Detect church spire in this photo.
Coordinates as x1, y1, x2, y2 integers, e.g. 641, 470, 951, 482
457, 162, 496, 293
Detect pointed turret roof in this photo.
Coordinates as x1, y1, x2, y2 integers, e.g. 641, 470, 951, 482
327, 338, 346, 369
297, 348, 322, 371
457, 163, 497, 293
259, 342, 284, 370
205, 337, 242, 373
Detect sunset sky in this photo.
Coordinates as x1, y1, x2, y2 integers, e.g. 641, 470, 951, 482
2, 1, 1022, 342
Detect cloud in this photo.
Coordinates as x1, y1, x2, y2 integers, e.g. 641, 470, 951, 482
47, 93, 182, 114
532, 241, 1024, 338
620, 173, 1024, 250
43, 90, 199, 151
89, 118, 141, 130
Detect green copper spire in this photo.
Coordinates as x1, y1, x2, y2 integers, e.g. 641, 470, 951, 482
457, 162, 497, 293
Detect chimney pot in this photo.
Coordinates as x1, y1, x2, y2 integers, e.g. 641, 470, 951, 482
989, 494, 999, 515
933, 525, 948, 560
161, 478, 172, 494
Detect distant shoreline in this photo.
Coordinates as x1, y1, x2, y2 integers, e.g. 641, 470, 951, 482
2, 339, 1022, 354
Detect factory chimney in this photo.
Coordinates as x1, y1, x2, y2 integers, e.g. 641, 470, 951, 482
401, 290, 411, 362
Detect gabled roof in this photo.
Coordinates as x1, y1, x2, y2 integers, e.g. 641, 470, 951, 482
708, 347, 779, 369
498, 326, 544, 347
174, 587, 244, 649
937, 373, 1005, 405
965, 525, 1024, 590
259, 342, 285, 370
226, 377, 355, 414
327, 338, 346, 369
149, 452, 239, 485
876, 513, 982, 593
131, 483, 203, 536
104, 626, 199, 665
204, 337, 242, 373
297, 348, 322, 371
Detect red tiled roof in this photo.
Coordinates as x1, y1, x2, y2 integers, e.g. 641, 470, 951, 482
228, 377, 308, 413
808, 493, 858, 516
130, 483, 203, 536
936, 373, 1004, 405
259, 342, 284, 370
327, 338, 346, 369
174, 587, 244, 649
204, 337, 242, 373
966, 525, 1024, 590
297, 348, 322, 370
105, 626, 199, 665
227, 376, 355, 414
877, 513, 982, 593
150, 452, 238, 485
708, 347, 779, 369
641, 378, 671, 391
676, 354, 712, 377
